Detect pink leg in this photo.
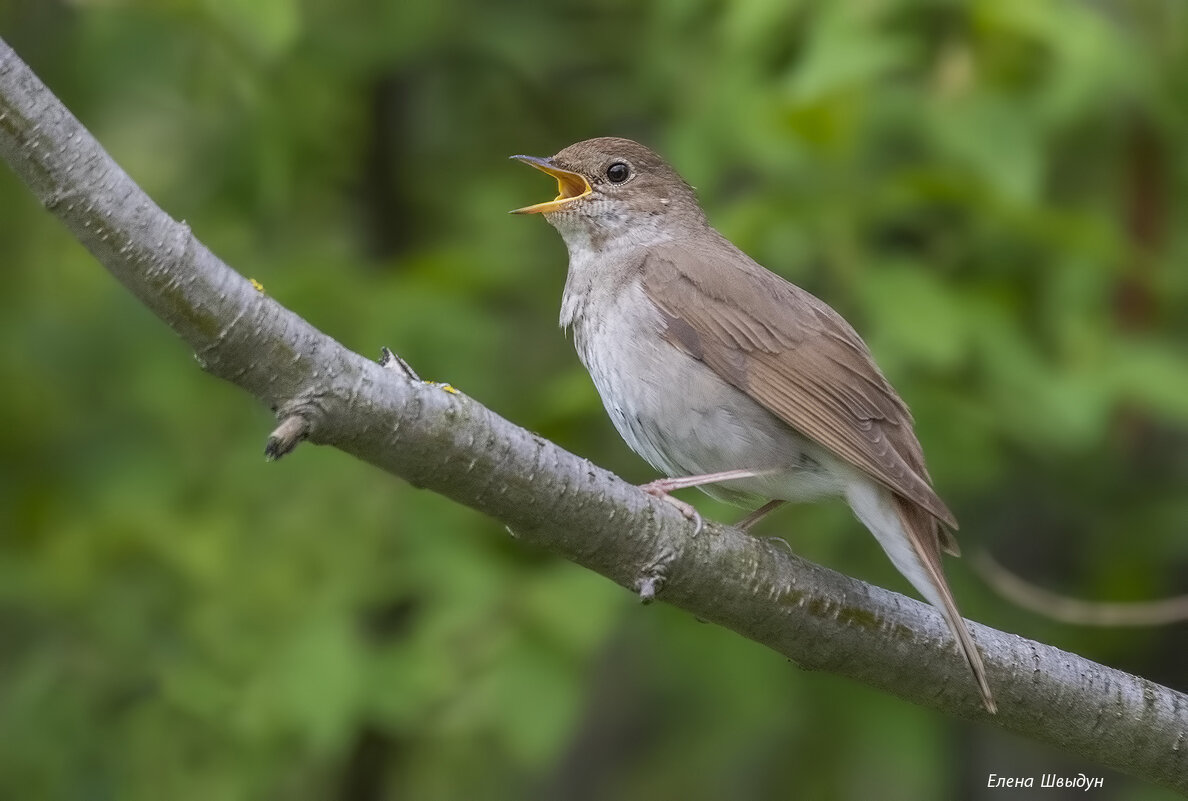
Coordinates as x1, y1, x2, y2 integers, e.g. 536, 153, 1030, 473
640, 468, 769, 494
736, 499, 786, 531
639, 469, 773, 536
640, 485, 704, 534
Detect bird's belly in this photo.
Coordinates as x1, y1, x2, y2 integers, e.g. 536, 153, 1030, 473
572, 284, 846, 506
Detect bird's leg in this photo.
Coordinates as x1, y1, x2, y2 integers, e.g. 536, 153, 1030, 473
736, 499, 785, 531
639, 469, 771, 536
641, 488, 704, 535
641, 468, 769, 494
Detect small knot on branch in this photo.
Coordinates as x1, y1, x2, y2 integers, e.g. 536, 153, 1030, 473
636, 573, 664, 604
264, 414, 309, 461
635, 546, 677, 604
379, 346, 420, 381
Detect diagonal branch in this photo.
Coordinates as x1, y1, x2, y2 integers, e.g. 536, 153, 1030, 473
1, 37, 1185, 791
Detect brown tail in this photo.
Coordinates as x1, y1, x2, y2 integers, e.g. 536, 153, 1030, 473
893, 496, 996, 714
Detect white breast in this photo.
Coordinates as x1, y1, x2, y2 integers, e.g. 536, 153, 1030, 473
563, 264, 847, 506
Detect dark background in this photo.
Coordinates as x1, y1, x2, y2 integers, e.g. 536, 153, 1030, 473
1, 0, 1186, 798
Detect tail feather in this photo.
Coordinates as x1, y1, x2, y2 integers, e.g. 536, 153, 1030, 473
845, 477, 995, 713
891, 495, 996, 714
938, 525, 961, 557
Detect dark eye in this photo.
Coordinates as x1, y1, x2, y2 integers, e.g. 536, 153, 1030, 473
606, 162, 630, 183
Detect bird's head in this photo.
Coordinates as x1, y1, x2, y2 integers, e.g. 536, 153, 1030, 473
511, 137, 704, 247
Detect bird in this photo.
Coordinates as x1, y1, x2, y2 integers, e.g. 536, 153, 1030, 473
510, 136, 995, 714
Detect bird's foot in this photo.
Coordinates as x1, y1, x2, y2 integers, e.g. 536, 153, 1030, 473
764, 536, 794, 556
639, 469, 775, 535
639, 480, 704, 536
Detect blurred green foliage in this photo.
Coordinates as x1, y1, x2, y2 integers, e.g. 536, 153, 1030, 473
1, 0, 1186, 798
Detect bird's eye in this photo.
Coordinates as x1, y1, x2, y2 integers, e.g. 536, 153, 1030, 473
606, 162, 630, 183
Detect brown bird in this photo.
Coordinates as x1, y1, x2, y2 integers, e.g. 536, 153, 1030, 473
511, 137, 995, 713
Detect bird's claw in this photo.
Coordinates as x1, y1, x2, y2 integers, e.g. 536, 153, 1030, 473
641, 482, 704, 535
765, 535, 794, 555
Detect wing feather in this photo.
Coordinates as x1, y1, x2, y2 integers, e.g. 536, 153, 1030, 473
641, 241, 958, 531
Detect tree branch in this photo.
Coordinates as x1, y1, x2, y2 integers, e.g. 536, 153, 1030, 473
1, 37, 1184, 791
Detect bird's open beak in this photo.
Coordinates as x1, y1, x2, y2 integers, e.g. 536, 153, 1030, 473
509, 155, 592, 214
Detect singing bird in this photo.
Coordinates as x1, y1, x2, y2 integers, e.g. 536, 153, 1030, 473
511, 137, 994, 713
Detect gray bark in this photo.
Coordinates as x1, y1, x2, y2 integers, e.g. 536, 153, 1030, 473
1, 37, 1184, 792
